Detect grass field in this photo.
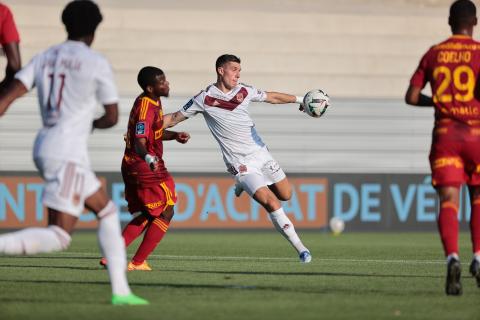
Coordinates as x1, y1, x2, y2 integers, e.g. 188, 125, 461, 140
0, 231, 479, 320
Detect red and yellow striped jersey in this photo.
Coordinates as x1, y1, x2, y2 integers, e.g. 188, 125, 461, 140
121, 94, 170, 185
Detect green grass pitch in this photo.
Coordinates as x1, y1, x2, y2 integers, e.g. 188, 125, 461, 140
0, 231, 479, 320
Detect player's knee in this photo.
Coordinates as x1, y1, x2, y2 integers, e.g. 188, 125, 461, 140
97, 200, 118, 220
48, 225, 72, 250
276, 188, 292, 201
161, 206, 175, 222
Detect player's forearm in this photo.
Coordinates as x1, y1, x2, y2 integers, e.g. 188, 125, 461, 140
134, 138, 149, 158
162, 130, 178, 141
405, 85, 434, 107
265, 92, 299, 104
163, 111, 186, 128
0, 79, 28, 116
93, 104, 118, 129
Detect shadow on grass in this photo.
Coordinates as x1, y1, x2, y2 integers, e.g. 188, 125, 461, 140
0, 272, 441, 297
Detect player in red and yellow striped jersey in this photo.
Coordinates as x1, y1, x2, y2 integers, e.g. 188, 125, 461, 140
406, 0, 480, 295
101, 66, 189, 270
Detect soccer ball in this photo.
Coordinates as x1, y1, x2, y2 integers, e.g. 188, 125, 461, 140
329, 217, 345, 235
303, 89, 330, 118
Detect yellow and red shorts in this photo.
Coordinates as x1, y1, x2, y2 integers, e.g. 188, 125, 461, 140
124, 176, 177, 217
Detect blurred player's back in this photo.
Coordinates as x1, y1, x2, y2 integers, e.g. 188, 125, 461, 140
20, 41, 117, 165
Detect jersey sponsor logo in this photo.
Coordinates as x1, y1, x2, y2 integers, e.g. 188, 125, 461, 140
182, 99, 194, 111
136, 122, 146, 135
145, 200, 165, 210
204, 87, 248, 111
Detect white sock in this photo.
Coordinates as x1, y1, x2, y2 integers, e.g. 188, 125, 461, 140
269, 208, 308, 254
0, 225, 71, 255
474, 254, 480, 263
97, 201, 131, 296
447, 253, 459, 264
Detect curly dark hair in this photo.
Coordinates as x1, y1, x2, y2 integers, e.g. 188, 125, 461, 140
62, 0, 103, 38
137, 66, 164, 91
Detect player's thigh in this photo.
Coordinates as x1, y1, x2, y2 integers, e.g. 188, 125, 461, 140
47, 208, 78, 234
429, 142, 465, 188
35, 157, 102, 217
128, 179, 177, 218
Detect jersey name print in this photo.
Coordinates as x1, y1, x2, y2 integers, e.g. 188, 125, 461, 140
14, 40, 118, 166
410, 35, 480, 125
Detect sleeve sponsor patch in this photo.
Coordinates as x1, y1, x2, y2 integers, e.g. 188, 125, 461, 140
182, 99, 194, 111
136, 122, 146, 135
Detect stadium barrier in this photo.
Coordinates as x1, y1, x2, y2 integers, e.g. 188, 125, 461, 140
0, 172, 473, 231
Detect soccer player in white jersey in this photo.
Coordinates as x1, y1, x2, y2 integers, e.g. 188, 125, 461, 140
163, 54, 315, 263
0, 0, 148, 305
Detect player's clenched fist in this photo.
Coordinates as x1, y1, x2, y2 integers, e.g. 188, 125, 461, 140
175, 132, 190, 144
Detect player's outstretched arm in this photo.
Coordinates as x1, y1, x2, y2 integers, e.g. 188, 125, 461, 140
405, 85, 434, 107
92, 104, 119, 129
265, 92, 302, 105
163, 130, 190, 144
163, 111, 187, 128
0, 79, 28, 117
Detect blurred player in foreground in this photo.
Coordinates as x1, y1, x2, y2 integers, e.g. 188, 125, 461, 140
163, 54, 317, 263
0, 0, 148, 305
100, 66, 189, 271
0, 2, 21, 92
405, 0, 480, 296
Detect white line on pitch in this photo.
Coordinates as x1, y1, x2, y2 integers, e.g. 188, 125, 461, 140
49, 251, 445, 264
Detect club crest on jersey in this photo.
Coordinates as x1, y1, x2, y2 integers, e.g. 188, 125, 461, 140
136, 122, 146, 135
183, 99, 194, 111
239, 164, 248, 173
235, 92, 244, 103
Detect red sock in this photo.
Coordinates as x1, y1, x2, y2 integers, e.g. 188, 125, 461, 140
471, 199, 480, 255
122, 214, 149, 247
132, 216, 170, 265
437, 201, 459, 257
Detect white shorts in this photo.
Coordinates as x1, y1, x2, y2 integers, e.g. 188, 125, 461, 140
228, 147, 286, 196
34, 157, 101, 217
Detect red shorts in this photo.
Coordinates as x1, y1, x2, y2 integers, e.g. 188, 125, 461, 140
429, 138, 480, 188
124, 176, 177, 217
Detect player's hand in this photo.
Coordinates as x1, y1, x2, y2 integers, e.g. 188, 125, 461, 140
176, 132, 190, 144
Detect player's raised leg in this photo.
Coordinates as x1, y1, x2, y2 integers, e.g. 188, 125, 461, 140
0, 212, 72, 255
436, 186, 462, 295
85, 188, 148, 305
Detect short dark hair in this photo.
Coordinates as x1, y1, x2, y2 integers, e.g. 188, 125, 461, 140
62, 0, 103, 38
215, 54, 241, 71
137, 66, 164, 91
449, 0, 477, 29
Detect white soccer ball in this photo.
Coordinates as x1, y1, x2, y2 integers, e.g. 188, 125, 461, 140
303, 89, 330, 118
329, 217, 345, 235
